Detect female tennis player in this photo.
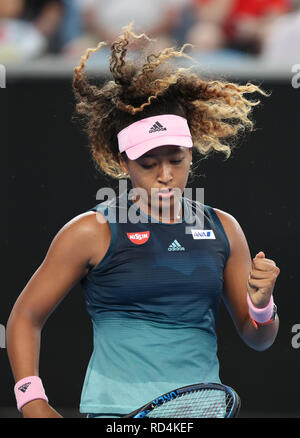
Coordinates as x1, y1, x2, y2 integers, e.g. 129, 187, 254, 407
6, 23, 280, 418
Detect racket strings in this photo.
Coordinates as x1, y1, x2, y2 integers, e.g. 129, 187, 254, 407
146, 389, 233, 418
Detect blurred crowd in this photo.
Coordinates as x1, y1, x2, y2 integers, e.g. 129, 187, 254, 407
0, 0, 299, 64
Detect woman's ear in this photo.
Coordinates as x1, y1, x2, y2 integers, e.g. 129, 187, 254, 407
118, 152, 129, 174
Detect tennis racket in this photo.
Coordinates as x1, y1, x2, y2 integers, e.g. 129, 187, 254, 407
123, 383, 241, 418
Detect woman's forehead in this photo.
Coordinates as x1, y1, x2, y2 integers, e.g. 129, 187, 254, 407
142, 145, 186, 158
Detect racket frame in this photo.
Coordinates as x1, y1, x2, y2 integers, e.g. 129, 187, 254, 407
123, 382, 241, 418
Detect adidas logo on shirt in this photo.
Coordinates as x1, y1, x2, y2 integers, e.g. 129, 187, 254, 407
149, 121, 167, 133
168, 240, 185, 251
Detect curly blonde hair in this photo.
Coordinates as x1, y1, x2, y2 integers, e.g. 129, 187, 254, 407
72, 23, 267, 180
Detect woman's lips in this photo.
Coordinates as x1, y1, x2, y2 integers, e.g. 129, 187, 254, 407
157, 188, 174, 199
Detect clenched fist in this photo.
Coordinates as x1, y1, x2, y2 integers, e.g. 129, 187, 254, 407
247, 251, 280, 308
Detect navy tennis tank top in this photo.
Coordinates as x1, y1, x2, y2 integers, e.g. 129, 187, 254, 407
79, 188, 230, 414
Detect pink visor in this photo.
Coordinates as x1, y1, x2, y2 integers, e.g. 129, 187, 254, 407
117, 114, 193, 160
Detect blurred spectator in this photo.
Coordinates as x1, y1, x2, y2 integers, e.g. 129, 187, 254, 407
260, 6, 300, 65
186, 0, 231, 51
62, 0, 190, 57
58, 0, 82, 50
21, 1, 64, 52
0, 0, 64, 62
187, 0, 291, 55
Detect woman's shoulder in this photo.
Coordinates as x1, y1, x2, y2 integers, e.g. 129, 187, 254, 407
211, 207, 234, 225
56, 210, 111, 269
62, 210, 109, 236
211, 207, 248, 253
212, 207, 242, 230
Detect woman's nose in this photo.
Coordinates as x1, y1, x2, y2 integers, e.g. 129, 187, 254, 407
157, 164, 173, 183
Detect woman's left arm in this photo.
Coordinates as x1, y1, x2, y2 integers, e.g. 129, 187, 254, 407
214, 208, 280, 351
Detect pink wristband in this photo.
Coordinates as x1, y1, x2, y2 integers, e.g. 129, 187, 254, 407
14, 376, 48, 412
246, 294, 274, 323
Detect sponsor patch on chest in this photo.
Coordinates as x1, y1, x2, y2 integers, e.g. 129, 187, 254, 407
127, 231, 150, 245
191, 229, 216, 239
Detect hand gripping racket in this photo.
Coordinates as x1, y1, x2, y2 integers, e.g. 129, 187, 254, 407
123, 383, 241, 418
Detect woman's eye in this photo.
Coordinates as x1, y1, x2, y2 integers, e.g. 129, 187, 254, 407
141, 160, 183, 169
141, 164, 154, 169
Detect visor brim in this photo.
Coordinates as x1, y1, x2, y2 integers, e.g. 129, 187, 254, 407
125, 136, 193, 160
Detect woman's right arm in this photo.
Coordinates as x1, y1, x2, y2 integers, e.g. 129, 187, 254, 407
6, 211, 109, 418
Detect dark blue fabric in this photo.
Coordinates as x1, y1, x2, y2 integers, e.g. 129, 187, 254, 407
79, 188, 230, 414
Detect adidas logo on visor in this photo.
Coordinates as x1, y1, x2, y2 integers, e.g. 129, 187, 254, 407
149, 121, 167, 133
168, 240, 185, 251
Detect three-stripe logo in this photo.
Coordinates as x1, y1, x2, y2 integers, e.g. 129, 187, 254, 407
18, 382, 31, 393
149, 121, 167, 133
168, 240, 185, 251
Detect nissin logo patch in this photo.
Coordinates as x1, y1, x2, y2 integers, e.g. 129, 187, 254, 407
127, 231, 150, 245
191, 229, 216, 239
